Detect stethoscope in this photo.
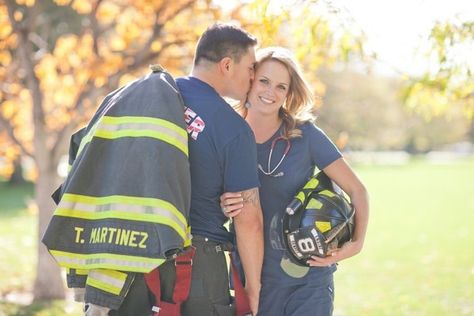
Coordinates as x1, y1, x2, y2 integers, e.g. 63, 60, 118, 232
258, 136, 291, 177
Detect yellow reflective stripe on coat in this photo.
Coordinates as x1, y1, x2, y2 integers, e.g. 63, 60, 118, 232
184, 226, 192, 247
50, 250, 164, 273
55, 193, 188, 241
77, 115, 188, 157
86, 269, 127, 295
66, 268, 88, 275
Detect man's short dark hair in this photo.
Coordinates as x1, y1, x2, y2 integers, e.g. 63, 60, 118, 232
194, 22, 258, 66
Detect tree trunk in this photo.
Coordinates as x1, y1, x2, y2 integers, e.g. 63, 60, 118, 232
8, 157, 26, 185
32, 167, 65, 300
468, 119, 474, 143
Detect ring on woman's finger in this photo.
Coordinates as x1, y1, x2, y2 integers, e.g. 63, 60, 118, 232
222, 206, 227, 213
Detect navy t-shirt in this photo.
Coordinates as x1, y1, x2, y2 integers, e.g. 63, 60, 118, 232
258, 122, 342, 285
176, 77, 259, 244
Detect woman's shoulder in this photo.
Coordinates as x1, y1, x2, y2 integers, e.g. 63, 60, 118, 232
298, 120, 325, 135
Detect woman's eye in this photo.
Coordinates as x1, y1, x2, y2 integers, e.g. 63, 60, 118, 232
260, 78, 269, 84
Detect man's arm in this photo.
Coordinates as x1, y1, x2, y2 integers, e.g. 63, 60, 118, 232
233, 187, 264, 315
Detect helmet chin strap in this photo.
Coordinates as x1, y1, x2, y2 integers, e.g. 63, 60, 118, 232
324, 206, 355, 244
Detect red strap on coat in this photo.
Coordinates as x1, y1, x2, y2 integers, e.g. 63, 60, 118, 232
144, 247, 196, 316
230, 254, 252, 316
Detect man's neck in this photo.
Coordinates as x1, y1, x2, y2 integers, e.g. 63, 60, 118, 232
191, 66, 225, 97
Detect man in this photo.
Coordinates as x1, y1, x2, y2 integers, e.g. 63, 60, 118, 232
158, 23, 264, 315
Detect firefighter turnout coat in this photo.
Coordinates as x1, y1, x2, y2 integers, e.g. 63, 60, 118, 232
42, 66, 191, 309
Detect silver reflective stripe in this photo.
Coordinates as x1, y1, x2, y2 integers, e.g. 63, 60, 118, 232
88, 270, 125, 289
55, 193, 188, 240
99, 122, 187, 147
86, 269, 127, 295
77, 115, 188, 158
51, 250, 163, 273
59, 200, 186, 232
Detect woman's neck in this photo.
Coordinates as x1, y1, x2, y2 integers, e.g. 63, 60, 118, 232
246, 111, 282, 144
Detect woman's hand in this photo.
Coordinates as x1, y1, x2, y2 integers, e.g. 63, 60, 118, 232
220, 192, 244, 218
306, 240, 363, 267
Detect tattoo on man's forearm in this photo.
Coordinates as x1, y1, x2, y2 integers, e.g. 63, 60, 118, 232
242, 188, 260, 207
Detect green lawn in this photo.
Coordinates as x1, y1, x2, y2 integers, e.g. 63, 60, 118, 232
0, 158, 473, 315
334, 157, 474, 316
0, 182, 82, 315
0, 182, 35, 296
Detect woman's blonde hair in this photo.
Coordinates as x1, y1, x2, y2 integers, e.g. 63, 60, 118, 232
239, 46, 315, 139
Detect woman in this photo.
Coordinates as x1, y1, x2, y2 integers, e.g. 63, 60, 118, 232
221, 47, 369, 315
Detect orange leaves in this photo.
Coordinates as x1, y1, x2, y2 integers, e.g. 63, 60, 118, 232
91, 53, 124, 87
0, 23, 12, 40
35, 54, 57, 87
16, 0, 35, 7
1, 100, 17, 119
0, 6, 13, 40
0, 132, 21, 178
0, 86, 33, 148
71, 0, 93, 14
96, 1, 121, 24
5, 0, 353, 164
0, 50, 12, 66
54, 0, 92, 14
35, 34, 94, 129
402, 20, 474, 119
54, 35, 79, 58
114, 7, 154, 48
54, 0, 72, 5
13, 10, 23, 22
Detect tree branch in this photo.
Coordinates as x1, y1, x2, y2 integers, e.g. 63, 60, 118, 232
50, 123, 74, 165
0, 114, 33, 158
126, 1, 195, 71
89, 0, 104, 55
6, 0, 49, 165
129, 7, 165, 68
51, 80, 106, 163
51, 1, 197, 162
161, 0, 195, 24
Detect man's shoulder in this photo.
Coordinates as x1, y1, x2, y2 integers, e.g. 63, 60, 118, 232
176, 76, 195, 93
177, 77, 224, 107
175, 76, 190, 86
217, 108, 253, 136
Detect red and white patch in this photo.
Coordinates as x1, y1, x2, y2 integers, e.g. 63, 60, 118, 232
184, 107, 206, 140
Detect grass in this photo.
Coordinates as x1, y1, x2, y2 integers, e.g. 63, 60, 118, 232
0, 182, 35, 296
334, 157, 474, 316
0, 158, 473, 315
0, 182, 82, 315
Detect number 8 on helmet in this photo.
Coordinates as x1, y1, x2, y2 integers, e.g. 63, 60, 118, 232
276, 171, 355, 266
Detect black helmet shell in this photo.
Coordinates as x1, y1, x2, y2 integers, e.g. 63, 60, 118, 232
282, 173, 355, 266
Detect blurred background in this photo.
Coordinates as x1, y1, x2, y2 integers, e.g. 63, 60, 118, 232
0, 0, 473, 315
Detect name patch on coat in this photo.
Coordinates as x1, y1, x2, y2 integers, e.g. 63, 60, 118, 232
74, 226, 148, 248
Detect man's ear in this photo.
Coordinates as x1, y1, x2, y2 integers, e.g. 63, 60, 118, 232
218, 57, 233, 76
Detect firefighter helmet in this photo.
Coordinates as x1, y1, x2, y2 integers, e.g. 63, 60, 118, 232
272, 172, 355, 266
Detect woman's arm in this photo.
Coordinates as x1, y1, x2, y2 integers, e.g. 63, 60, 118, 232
307, 157, 369, 266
